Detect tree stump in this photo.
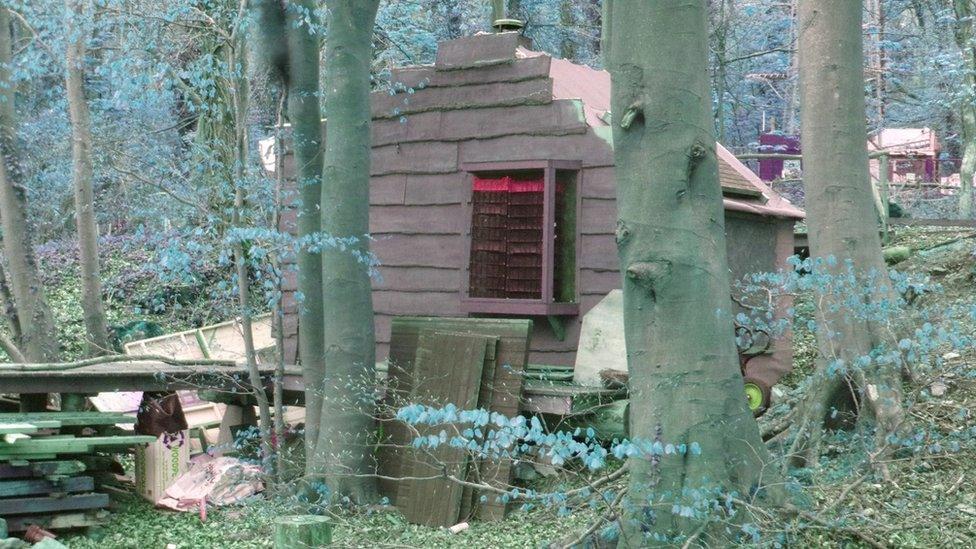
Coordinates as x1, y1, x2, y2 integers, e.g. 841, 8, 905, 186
273, 515, 332, 548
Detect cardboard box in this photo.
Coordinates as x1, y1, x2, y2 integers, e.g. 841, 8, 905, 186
135, 431, 190, 503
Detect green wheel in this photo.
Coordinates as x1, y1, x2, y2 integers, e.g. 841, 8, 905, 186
743, 378, 771, 416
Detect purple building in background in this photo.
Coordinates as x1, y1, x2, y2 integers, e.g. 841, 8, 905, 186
757, 133, 801, 181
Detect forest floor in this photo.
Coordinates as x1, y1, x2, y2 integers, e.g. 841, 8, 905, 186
57, 226, 976, 548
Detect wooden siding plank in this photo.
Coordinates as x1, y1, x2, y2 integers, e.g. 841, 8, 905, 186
372, 235, 462, 268
392, 56, 551, 89
458, 131, 615, 168
580, 198, 617, 235
371, 174, 407, 205
434, 33, 519, 70
579, 234, 619, 270
375, 268, 461, 293
372, 291, 461, 317
372, 79, 553, 120
372, 100, 587, 147
370, 205, 463, 235
403, 174, 465, 205
372, 142, 458, 176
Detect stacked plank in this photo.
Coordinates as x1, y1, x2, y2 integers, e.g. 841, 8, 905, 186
0, 412, 155, 534
378, 317, 531, 528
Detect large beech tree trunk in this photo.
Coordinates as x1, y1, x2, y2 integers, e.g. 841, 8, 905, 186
791, 0, 904, 466
65, 0, 110, 358
605, 2, 779, 544
0, 9, 59, 411
312, 0, 380, 503
253, 0, 327, 466
954, 0, 976, 218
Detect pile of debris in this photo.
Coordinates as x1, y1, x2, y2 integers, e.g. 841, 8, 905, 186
0, 412, 153, 538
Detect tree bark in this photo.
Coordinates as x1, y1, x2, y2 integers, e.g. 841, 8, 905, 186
0, 8, 59, 411
227, 15, 273, 465
65, 0, 110, 357
605, 2, 781, 544
313, 0, 380, 503
954, 0, 976, 218
253, 0, 327, 466
792, 0, 904, 467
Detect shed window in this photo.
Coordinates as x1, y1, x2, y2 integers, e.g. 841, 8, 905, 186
461, 160, 580, 316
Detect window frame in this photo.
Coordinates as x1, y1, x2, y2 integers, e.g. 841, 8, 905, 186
459, 159, 582, 316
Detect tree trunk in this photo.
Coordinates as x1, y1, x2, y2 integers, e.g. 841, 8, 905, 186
253, 0, 327, 465
782, 0, 800, 135
605, 2, 781, 544
791, 0, 904, 467
954, 0, 976, 218
65, 0, 110, 357
312, 0, 380, 503
0, 8, 59, 411
227, 22, 273, 465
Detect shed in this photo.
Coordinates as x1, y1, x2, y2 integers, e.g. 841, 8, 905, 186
273, 32, 804, 391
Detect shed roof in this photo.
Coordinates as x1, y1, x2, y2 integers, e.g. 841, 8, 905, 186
867, 127, 940, 156
517, 44, 803, 220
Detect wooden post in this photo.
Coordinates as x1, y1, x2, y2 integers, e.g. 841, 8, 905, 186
273, 516, 332, 548
879, 153, 891, 243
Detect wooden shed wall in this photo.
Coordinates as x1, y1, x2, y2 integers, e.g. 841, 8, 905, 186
279, 47, 795, 371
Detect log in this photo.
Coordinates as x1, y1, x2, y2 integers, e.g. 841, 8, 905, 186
882, 245, 911, 265
273, 516, 333, 548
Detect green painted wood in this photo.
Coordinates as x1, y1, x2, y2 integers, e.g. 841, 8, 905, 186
0, 460, 85, 479
0, 435, 154, 457
0, 412, 129, 427
0, 517, 6, 538
0, 423, 40, 435
458, 338, 498, 520
0, 475, 94, 497
396, 331, 488, 528
0, 493, 108, 515
273, 515, 332, 548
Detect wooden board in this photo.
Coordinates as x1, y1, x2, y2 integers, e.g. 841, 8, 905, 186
380, 317, 531, 521
395, 331, 490, 527
4, 510, 108, 533
0, 362, 300, 394
0, 460, 86, 479
0, 493, 108, 515
458, 338, 498, 520
0, 412, 130, 427
0, 434, 155, 458
0, 476, 94, 497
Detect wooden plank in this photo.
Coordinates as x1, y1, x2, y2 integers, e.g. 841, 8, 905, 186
458, 131, 615, 169
372, 78, 553, 119
0, 412, 128, 427
4, 510, 107, 533
0, 435, 155, 456
403, 174, 465, 205
396, 331, 489, 528
370, 205, 463, 235
458, 338, 498, 520
0, 423, 41, 435
372, 100, 587, 147
392, 56, 551, 90
0, 493, 109, 515
381, 317, 531, 521
434, 32, 519, 71
371, 142, 458, 176
0, 460, 86, 480
0, 476, 94, 497
374, 268, 461, 294
372, 291, 462, 317
371, 235, 462, 268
